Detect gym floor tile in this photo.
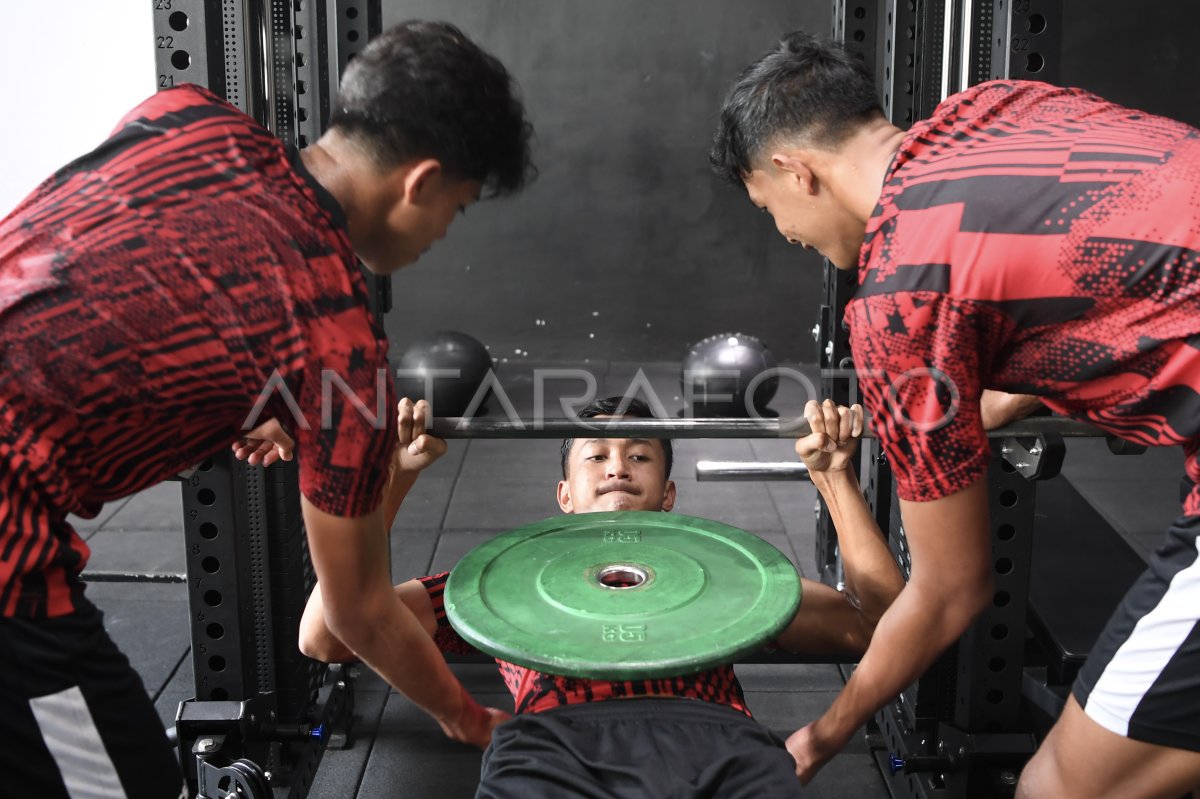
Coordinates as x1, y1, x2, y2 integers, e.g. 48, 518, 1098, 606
388, 527, 443, 580
412, 439, 469, 480
669, 477, 786, 533
388, 476, 456, 530
154, 656, 195, 729
672, 436, 758, 467
753, 528, 805, 571
454, 438, 563, 479
69, 496, 133, 539
437, 662, 510, 699
350, 666, 391, 694
81, 528, 187, 577
354, 688, 505, 799
749, 436, 806, 461
736, 661, 851, 693
307, 689, 389, 798
91, 582, 190, 702
745, 687, 868, 754
98, 480, 188, 534
768, 482, 822, 549
427, 530, 509, 574
802, 752, 891, 799
442, 475, 562, 530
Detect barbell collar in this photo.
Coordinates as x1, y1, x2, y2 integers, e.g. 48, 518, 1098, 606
430, 415, 1105, 440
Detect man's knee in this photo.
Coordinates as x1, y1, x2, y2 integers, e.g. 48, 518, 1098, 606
1015, 745, 1061, 799
1017, 696, 1200, 799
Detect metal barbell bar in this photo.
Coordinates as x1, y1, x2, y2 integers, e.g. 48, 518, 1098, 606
430, 416, 1105, 440
696, 461, 810, 482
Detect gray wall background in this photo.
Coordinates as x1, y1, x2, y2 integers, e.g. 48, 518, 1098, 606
1059, 0, 1200, 130
381, 0, 831, 365
379, 0, 1200, 366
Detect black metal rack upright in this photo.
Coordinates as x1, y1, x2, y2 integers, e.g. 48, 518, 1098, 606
151, 2, 383, 795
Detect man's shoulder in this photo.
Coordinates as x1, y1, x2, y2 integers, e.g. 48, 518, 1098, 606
113, 83, 252, 130
939, 79, 1137, 132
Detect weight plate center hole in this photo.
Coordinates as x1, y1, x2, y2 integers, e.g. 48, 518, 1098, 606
596, 564, 649, 589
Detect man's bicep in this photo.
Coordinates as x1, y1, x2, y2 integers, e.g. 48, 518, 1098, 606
897, 479, 992, 593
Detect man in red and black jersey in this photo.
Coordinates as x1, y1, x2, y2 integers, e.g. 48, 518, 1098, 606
711, 30, 1200, 799
0, 21, 533, 798
291, 396, 903, 796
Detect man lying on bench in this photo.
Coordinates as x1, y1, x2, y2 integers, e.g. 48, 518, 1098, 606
288, 395, 904, 796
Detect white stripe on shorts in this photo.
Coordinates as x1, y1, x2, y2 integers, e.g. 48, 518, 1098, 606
1085, 536, 1200, 737
29, 685, 127, 799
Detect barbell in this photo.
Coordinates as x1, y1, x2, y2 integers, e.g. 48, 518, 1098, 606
695, 461, 810, 481
429, 415, 1105, 440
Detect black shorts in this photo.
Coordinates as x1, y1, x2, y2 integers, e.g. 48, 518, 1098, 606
0, 599, 184, 798
477, 698, 801, 799
1073, 502, 1200, 751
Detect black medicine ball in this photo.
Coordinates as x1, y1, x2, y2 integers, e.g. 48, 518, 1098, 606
395, 330, 493, 417
680, 332, 778, 417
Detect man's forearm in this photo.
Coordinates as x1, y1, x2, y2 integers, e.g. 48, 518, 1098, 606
811, 575, 987, 748
303, 498, 470, 727
329, 588, 468, 723
382, 459, 420, 529
810, 478, 994, 751
811, 470, 904, 625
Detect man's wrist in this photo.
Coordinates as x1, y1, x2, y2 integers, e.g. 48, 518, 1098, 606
810, 468, 858, 492
433, 681, 468, 723
812, 704, 858, 755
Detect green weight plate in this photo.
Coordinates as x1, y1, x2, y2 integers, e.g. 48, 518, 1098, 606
444, 511, 801, 679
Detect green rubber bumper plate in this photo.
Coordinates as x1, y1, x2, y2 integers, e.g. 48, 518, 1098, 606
443, 511, 802, 679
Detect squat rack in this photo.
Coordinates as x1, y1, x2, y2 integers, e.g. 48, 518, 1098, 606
151, 2, 1120, 798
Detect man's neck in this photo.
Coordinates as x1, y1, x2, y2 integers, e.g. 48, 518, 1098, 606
298, 131, 378, 248
824, 118, 907, 223
298, 138, 346, 208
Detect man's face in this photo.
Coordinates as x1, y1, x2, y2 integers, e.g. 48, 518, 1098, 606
558, 434, 676, 515
357, 170, 481, 274
742, 166, 864, 270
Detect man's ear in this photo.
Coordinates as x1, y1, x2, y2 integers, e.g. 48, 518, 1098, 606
399, 158, 443, 204
769, 151, 818, 195
557, 479, 573, 513
661, 480, 676, 512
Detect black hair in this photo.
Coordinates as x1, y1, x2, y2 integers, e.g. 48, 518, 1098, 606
710, 30, 882, 185
560, 397, 674, 480
329, 20, 536, 197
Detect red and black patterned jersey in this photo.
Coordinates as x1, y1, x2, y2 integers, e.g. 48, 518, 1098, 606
0, 84, 396, 618
848, 80, 1200, 512
418, 572, 753, 717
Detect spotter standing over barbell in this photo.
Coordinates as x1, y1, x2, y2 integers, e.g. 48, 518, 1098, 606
710, 30, 1200, 798
0, 22, 534, 798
